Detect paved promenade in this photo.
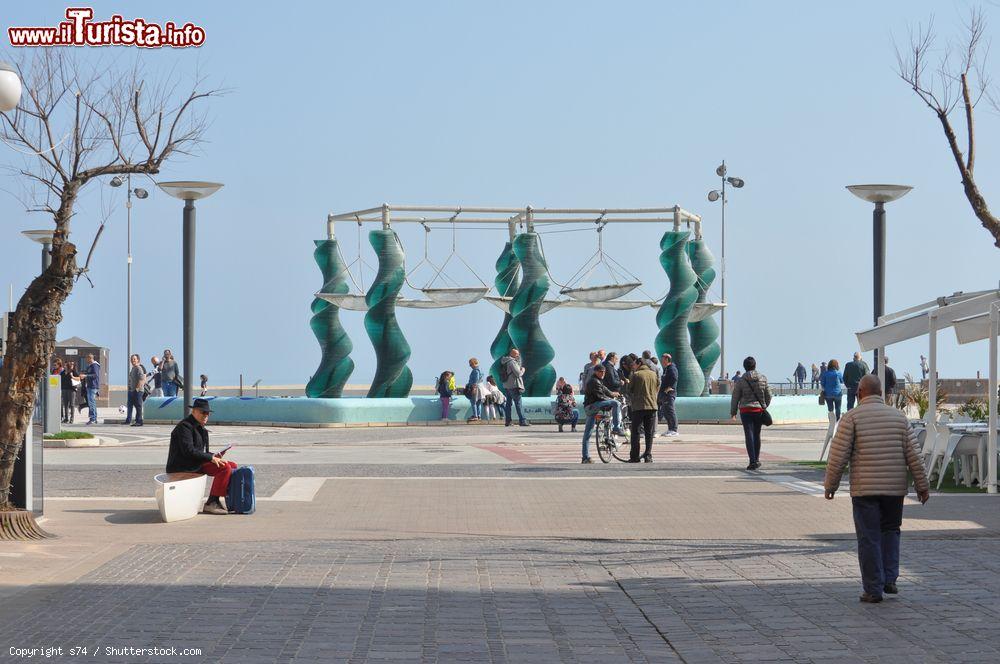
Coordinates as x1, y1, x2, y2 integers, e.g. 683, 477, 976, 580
3, 422, 999, 662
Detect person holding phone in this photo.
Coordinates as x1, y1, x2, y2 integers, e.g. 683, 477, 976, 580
165, 398, 236, 515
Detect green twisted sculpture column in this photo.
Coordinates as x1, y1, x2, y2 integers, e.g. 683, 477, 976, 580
306, 239, 355, 398
365, 229, 413, 397
508, 233, 555, 396
686, 238, 721, 396
655, 230, 704, 397
489, 241, 521, 386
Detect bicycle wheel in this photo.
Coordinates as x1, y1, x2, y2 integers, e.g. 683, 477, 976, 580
612, 426, 632, 462
595, 418, 614, 463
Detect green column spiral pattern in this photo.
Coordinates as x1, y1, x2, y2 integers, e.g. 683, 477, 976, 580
489, 241, 521, 387
654, 230, 704, 397
508, 233, 556, 397
364, 229, 413, 398
306, 239, 355, 398
686, 238, 721, 396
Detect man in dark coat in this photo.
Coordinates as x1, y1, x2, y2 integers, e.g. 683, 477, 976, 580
658, 353, 679, 436
166, 398, 236, 515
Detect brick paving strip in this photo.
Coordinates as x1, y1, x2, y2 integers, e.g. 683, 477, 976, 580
1, 538, 999, 662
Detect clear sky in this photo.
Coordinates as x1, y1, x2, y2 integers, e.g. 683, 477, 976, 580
2, 1, 1000, 388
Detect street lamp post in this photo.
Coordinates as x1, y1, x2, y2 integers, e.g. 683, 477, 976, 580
156, 181, 223, 416
110, 175, 148, 386
21, 230, 54, 440
846, 184, 912, 396
708, 161, 745, 380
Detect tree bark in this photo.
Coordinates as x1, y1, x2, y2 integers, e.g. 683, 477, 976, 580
0, 207, 76, 511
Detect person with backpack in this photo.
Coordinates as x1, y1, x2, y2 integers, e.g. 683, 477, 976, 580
166, 398, 238, 515
465, 358, 485, 421
500, 348, 528, 427
436, 370, 455, 420
730, 356, 772, 471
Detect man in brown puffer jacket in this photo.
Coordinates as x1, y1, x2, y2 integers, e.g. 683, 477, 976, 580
824, 375, 930, 604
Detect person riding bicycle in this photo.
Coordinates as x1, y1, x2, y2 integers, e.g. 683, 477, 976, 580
580, 364, 627, 464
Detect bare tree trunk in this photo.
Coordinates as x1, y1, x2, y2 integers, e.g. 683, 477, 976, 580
0, 238, 76, 511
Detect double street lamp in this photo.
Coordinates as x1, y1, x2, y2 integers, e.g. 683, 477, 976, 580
708, 161, 745, 380
110, 174, 148, 386
156, 181, 223, 416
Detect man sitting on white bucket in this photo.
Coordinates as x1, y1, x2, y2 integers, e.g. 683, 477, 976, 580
166, 398, 237, 515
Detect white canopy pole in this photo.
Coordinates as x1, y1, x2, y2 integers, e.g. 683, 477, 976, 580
927, 311, 938, 425
878, 349, 886, 401
990, 303, 998, 494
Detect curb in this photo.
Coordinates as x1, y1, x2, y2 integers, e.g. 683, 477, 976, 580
43, 435, 121, 448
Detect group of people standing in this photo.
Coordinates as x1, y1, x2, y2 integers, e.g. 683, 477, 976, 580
436, 357, 507, 422
51, 349, 185, 425
805, 353, 897, 422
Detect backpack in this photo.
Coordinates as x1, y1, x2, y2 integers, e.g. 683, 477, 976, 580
226, 466, 256, 514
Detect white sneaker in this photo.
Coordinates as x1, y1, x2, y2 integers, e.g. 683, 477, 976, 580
665, 430, 680, 437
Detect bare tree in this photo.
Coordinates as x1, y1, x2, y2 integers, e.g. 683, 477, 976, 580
896, 8, 1000, 248
0, 50, 218, 518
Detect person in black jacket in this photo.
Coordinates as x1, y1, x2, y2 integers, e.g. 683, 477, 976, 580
602, 352, 623, 391
166, 398, 236, 515
871, 357, 897, 400
580, 365, 626, 463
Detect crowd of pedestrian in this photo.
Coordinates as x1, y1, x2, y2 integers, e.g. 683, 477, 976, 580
50, 347, 192, 425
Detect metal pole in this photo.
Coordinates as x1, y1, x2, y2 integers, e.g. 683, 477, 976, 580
41, 241, 51, 429
989, 303, 998, 494
873, 201, 886, 371
720, 173, 726, 379
927, 312, 937, 427
126, 174, 133, 386
183, 199, 195, 417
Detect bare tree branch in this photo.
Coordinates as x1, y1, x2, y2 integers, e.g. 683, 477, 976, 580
895, 8, 1000, 248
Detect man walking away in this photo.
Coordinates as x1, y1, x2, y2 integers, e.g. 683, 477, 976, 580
580, 365, 626, 463
83, 353, 101, 424
500, 348, 528, 427
795, 362, 807, 391
843, 352, 870, 411
124, 354, 146, 426
167, 398, 238, 515
658, 353, 679, 437
825, 375, 930, 603
642, 350, 662, 380
811, 363, 820, 389
870, 357, 897, 401
627, 356, 659, 462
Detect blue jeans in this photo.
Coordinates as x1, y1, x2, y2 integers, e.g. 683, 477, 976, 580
826, 394, 843, 420
581, 400, 622, 459
86, 387, 98, 423
740, 411, 763, 464
125, 389, 143, 424
163, 381, 178, 397
851, 496, 904, 597
468, 396, 482, 419
503, 388, 525, 425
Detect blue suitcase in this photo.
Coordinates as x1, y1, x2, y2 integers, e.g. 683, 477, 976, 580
226, 465, 256, 514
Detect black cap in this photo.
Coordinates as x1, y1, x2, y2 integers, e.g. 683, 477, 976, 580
191, 398, 213, 413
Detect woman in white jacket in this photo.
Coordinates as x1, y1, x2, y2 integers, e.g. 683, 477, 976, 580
483, 375, 506, 422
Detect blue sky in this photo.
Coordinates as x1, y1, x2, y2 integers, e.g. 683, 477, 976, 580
2, 1, 1000, 387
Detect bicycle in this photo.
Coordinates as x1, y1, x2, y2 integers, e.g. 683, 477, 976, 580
594, 397, 632, 463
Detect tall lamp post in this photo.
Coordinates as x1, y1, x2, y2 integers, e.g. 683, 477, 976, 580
22, 229, 54, 435
846, 184, 912, 396
109, 175, 148, 386
156, 181, 223, 416
708, 161, 745, 380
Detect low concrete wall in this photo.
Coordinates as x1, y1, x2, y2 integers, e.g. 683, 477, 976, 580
142, 395, 827, 427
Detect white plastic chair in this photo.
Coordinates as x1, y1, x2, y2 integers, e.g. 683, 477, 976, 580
154, 472, 209, 523
949, 433, 987, 488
